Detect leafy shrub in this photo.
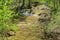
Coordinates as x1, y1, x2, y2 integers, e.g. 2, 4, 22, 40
0, 0, 18, 37
44, 13, 59, 40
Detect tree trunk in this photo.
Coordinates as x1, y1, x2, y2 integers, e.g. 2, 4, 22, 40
28, 0, 32, 8
21, 0, 25, 9
53, 0, 58, 14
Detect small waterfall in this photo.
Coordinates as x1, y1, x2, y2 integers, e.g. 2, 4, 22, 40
23, 11, 32, 16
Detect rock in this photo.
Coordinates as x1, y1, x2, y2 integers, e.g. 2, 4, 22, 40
7, 30, 15, 36
31, 4, 51, 14
31, 4, 51, 19
25, 16, 38, 23
57, 34, 60, 40
31, 4, 51, 25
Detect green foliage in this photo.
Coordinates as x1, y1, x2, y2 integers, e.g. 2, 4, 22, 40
7, 37, 15, 40
45, 0, 60, 32
0, 0, 18, 37
10, 24, 18, 32
45, 11, 60, 33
